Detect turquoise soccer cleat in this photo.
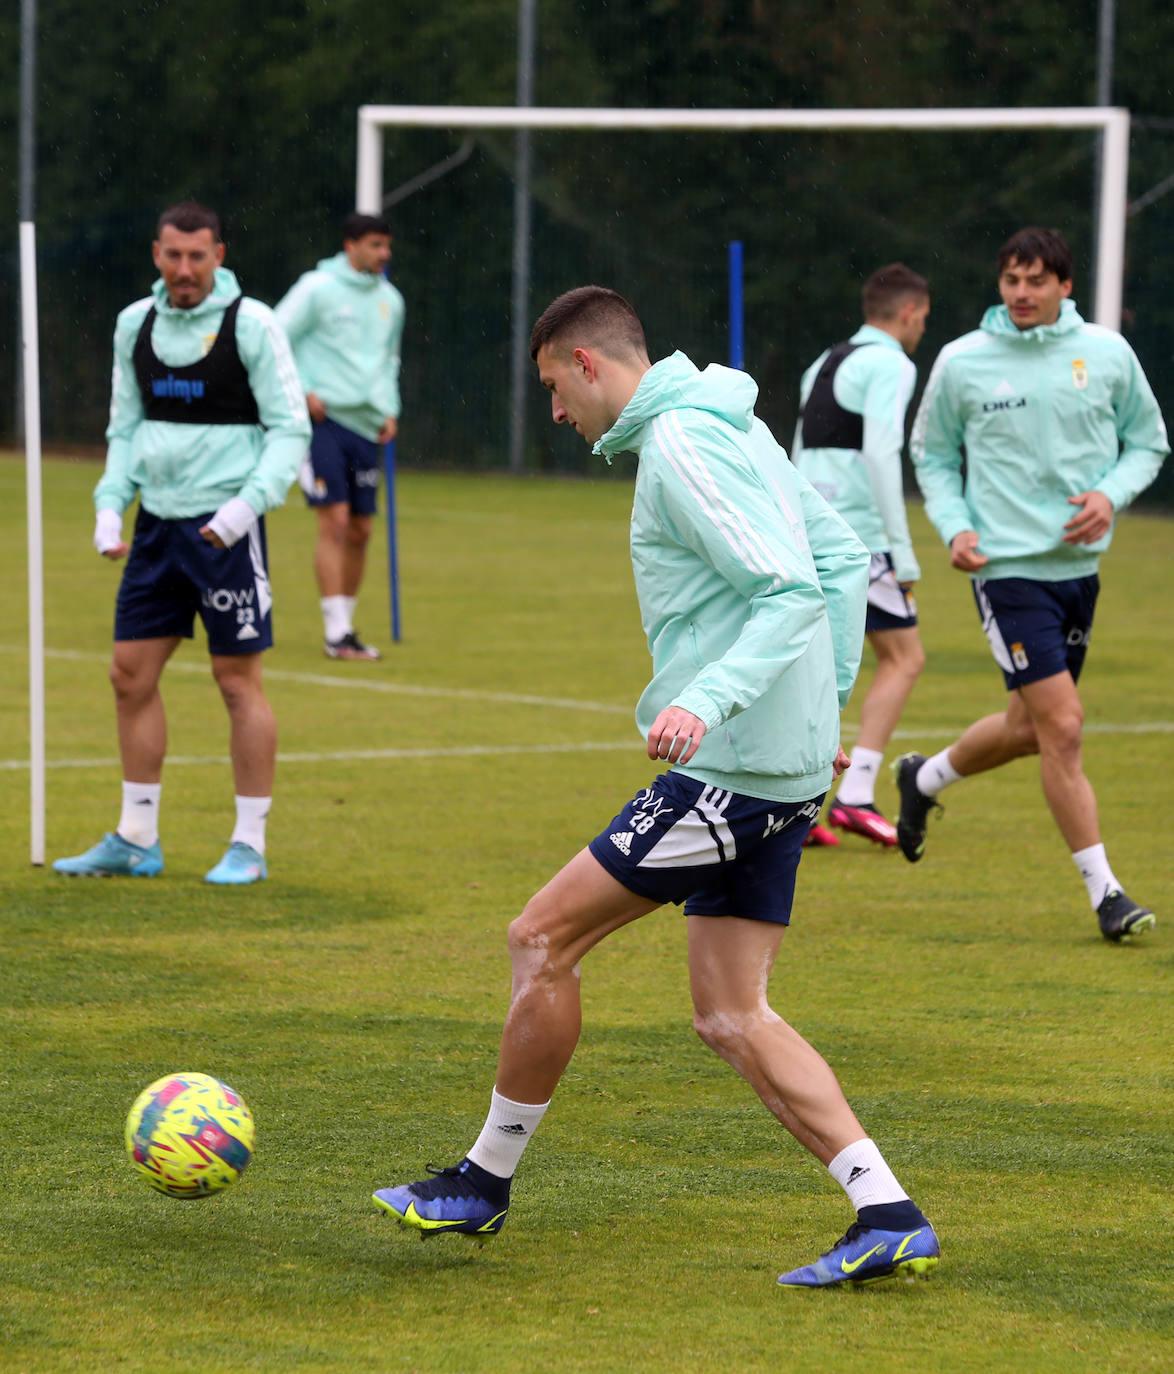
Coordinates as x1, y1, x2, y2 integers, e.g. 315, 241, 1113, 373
777, 1220, 941, 1288
204, 842, 267, 886
53, 832, 164, 878
373, 1162, 509, 1240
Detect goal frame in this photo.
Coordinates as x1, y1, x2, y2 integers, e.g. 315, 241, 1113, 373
355, 104, 1131, 328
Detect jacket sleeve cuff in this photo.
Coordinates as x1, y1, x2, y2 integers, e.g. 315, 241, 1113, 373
93, 508, 123, 554
206, 496, 258, 548
671, 688, 725, 731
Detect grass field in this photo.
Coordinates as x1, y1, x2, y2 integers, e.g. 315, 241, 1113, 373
1, 455, 1171, 1373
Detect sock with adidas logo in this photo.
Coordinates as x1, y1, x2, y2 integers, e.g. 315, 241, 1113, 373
827, 1138, 910, 1211
466, 1087, 550, 1182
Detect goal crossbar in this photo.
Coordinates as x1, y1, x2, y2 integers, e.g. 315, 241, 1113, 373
356, 104, 1131, 327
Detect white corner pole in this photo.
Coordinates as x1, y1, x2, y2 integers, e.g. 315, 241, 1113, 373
356, 109, 383, 212
20, 221, 45, 866
1094, 109, 1130, 329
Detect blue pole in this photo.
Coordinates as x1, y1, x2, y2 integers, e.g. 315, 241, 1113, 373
383, 439, 401, 643
728, 240, 744, 370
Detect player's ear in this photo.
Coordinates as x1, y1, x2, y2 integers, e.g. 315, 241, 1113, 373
214, 241, 226, 267
572, 347, 597, 381
1059, 278, 1072, 299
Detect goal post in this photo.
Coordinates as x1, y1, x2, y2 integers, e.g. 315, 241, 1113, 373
355, 104, 1131, 329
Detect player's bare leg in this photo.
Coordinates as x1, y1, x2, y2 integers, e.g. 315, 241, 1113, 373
830, 626, 924, 845
205, 653, 275, 884
496, 849, 660, 1102
857, 627, 925, 755
1017, 672, 1098, 850
110, 636, 182, 782
313, 502, 349, 598
342, 513, 372, 600
373, 851, 657, 1237
687, 916, 863, 1163
53, 636, 180, 875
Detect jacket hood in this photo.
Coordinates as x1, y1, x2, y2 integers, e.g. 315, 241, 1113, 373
151, 266, 243, 317
595, 351, 758, 460
317, 251, 383, 290
980, 298, 1084, 341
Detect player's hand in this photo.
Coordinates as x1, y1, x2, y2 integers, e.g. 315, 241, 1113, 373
378, 417, 398, 444
949, 530, 988, 572
832, 746, 851, 778
101, 543, 130, 560
198, 525, 227, 549
306, 392, 327, 424
1062, 490, 1113, 544
647, 707, 707, 765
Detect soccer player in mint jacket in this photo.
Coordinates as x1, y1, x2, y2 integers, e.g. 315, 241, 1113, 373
794, 264, 930, 848
903, 227, 1168, 942
374, 287, 941, 1289
54, 202, 310, 886
275, 213, 405, 660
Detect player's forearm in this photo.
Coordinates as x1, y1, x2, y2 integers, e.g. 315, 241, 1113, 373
93, 440, 138, 514
1095, 447, 1168, 512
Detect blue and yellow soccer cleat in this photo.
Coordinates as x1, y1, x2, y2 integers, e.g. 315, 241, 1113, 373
53, 832, 163, 878
1097, 888, 1156, 943
373, 1162, 509, 1240
777, 1220, 941, 1288
204, 842, 267, 886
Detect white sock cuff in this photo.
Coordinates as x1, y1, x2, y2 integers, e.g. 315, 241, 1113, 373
119, 781, 162, 847
916, 748, 963, 797
231, 795, 271, 855
466, 1087, 551, 1180
827, 1137, 909, 1210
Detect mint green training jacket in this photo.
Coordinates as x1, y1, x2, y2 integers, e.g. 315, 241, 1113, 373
274, 253, 405, 442
910, 301, 1169, 581
95, 269, 311, 521
594, 352, 870, 804
793, 324, 921, 583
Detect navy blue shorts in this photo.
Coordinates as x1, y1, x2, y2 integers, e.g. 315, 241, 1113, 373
865, 552, 918, 634
972, 575, 1099, 690
588, 771, 824, 925
299, 417, 381, 514
115, 507, 273, 655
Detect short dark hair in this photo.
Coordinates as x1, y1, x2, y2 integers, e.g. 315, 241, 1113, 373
343, 212, 391, 242
997, 227, 1073, 282
861, 263, 930, 320
157, 201, 222, 240
529, 286, 648, 362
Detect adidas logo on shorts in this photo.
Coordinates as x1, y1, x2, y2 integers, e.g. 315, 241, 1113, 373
609, 831, 634, 855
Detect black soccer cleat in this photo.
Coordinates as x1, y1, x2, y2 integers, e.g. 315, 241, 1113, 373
893, 753, 941, 864
1096, 889, 1156, 943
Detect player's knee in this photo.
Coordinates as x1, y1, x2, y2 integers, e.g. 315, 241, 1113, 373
345, 519, 372, 549
109, 658, 150, 703
692, 1007, 744, 1057
903, 640, 927, 679
211, 661, 258, 709
507, 906, 555, 970
1038, 710, 1083, 758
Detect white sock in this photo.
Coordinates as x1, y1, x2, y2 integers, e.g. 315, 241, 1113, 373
1072, 842, 1119, 909
916, 748, 963, 797
321, 595, 351, 642
231, 796, 271, 855
827, 1138, 909, 1211
466, 1087, 550, 1180
342, 595, 358, 626
118, 781, 161, 848
836, 746, 884, 806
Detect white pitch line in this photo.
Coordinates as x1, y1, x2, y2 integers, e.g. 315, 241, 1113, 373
0, 740, 640, 772
0, 645, 633, 716
1, 719, 1171, 774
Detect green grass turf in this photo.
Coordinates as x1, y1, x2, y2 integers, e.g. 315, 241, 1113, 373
0, 455, 1171, 1373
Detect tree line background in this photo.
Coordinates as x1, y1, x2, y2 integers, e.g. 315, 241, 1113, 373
0, 0, 1171, 501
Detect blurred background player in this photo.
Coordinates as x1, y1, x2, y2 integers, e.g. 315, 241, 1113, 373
275, 212, 405, 661
373, 287, 940, 1289
53, 202, 310, 885
793, 264, 931, 848
904, 227, 1168, 941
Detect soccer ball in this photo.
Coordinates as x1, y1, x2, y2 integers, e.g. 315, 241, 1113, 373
125, 1073, 255, 1199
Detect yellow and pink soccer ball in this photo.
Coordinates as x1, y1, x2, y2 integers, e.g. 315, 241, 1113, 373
125, 1073, 255, 1199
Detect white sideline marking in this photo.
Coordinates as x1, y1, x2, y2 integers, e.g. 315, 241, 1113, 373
0, 645, 632, 716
